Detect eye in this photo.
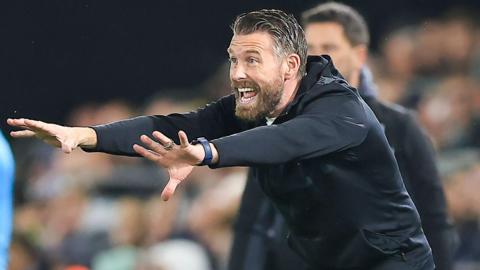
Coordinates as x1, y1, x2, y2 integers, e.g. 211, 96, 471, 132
323, 45, 338, 53
247, 57, 259, 64
228, 57, 237, 64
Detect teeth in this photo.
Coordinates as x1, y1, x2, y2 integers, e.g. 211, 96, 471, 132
238, 88, 255, 93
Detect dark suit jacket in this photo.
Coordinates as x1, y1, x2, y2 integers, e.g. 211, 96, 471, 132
88, 56, 434, 269
363, 97, 454, 270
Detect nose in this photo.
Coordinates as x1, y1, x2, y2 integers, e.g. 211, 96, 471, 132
230, 63, 247, 81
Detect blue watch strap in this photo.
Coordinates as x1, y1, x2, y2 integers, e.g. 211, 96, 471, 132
195, 137, 213, 166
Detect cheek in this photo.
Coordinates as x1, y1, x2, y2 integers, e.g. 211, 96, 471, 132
257, 73, 278, 89
347, 49, 363, 67
247, 69, 267, 83
333, 53, 355, 71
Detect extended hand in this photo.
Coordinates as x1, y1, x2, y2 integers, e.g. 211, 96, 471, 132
133, 130, 205, 201
7, 118, 90, 153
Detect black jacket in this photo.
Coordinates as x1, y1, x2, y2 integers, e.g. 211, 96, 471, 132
228, 67, 454, 270
89, 56, 433, 269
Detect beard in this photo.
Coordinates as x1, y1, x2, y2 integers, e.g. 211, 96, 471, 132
232, 76, 284, 122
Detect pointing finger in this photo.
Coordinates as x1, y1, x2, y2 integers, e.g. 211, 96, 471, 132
7, 118, 29, 129
7, 119, 32, 131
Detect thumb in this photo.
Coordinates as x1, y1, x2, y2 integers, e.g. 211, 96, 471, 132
178, 130, 189, 148
61, 143, 73, 154
61, 138, 76, 154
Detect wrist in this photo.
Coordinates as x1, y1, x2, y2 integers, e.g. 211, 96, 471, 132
75, 127, 97, 148
192, 137, 214, 166
192, 144, 206, 165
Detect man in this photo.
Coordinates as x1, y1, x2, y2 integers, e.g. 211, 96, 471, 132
8, 9, 434, 269
0, 131, 15, 269
229, 3, 455, 270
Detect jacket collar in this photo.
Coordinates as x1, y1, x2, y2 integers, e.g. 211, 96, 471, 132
358, 66, 378, 100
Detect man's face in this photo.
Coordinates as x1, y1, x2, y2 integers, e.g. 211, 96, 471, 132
305, 22, 364, 83
228, 32, 285, 122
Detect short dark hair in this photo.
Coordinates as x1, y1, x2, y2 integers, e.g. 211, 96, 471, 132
301, 2, 369, 47
232, 9, 308, 77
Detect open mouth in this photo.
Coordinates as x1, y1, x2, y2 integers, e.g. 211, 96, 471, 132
238, 87, 258, 104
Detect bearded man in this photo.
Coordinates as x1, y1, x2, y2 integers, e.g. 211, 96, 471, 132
8, 9, 434, 270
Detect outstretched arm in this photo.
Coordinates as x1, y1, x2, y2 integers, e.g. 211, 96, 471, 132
7, 95, 240, 156
82, 95, 239, 156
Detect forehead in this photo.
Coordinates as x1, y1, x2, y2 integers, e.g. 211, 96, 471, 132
227, 32, 275, 55
305, 22, 347, 43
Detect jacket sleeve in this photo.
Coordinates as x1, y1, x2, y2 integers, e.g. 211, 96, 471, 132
402, 113, 455, 270
86, 95, 241, 156
211, 94, 369, 167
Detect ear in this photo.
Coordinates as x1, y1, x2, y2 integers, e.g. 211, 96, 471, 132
353, 45, 368, 67
284, 53, 301, 80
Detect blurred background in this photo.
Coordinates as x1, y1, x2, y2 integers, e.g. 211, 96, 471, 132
2, 0, 480, 269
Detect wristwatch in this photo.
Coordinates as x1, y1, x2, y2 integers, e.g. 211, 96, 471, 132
192, 137, 213, 166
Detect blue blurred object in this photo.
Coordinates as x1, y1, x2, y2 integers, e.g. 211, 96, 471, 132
0, 131, 15, 269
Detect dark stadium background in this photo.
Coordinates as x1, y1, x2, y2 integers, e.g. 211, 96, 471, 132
1, 0, 479, 132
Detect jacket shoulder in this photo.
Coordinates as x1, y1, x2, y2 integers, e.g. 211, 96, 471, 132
366, 98, 415, 126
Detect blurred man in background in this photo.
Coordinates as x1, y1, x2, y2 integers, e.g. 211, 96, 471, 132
228, 3, 455, 270
0, 131, 15, 269
303, 4, 455, 269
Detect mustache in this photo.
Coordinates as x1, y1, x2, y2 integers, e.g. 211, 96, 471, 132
231, 80, 259, 90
